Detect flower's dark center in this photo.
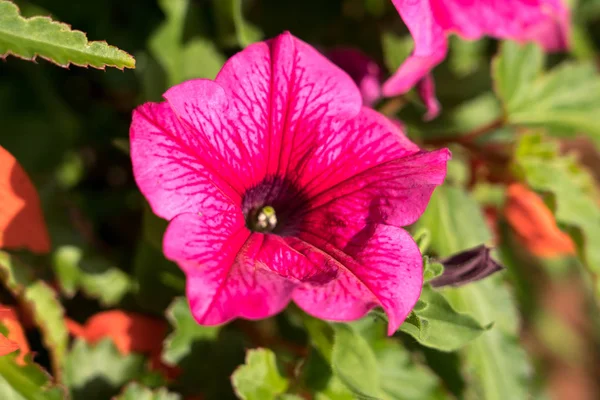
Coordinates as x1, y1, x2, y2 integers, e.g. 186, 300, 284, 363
249, 205, 278, 232
241, 175, 309, 235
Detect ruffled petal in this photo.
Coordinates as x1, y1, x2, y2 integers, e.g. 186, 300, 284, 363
384, 0, 570, 97
294, 107, 421, 200
164, 210, 296, 325
292, 224, 422, 335
130, 101, 242, 220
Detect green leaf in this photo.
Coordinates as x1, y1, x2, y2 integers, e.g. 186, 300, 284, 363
416, 182, 532, 398
513, 133, 600, 290
381, 31, 413, 73
423, 257, 444, 283
212, 0, 262, 48
149, 0, 225, 86
413, 185, 493, 257
64, 339, 147, 400
373, 339, 439, 400
492, 40, 600, 145
0, 251, 68, 381
0, 352, 66, 400
301, 349, 355, 400
399, 286, 489, 352
52, 245, 132, 305
231, 348, 289, 400
0, 0, 134, 69
445, 278, 531, 400
114, 383, 181, 400
161, 297, 220, 365
331, 325, 381, 399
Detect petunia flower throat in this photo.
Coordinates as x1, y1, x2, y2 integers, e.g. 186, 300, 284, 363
130, 32, 450, 335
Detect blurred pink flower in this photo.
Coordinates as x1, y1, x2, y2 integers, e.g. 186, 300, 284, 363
130, 32, 449, 335
328, 48, 440, 119
384, 0, 570, 97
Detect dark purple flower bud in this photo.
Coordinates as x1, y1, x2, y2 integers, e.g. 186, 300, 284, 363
430, 245, 504, 288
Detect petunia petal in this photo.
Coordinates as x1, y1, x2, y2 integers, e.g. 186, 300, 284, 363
384, 0, 570, 97
292, 224, 422, 335
130, 101, 242, 220
294, 107, 421, 200
214, 32, 363, 181
303, 148, 450, 229
164, 211, 296, 325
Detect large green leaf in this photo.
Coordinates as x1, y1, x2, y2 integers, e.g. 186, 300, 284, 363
0, 352, 65, 400
64, 339, 147, 400
492, 40, 600, 145
0, 251, 68, 381
161, 297, 220, 365
513, 133, 600, 290
0, 0, 134, 69
416, 184, 531, 399
331, 325, 381, 399
114, 383, 181, 400
399, 286, 489, 352
231, 348, 289, 400
413, 185, 493, 257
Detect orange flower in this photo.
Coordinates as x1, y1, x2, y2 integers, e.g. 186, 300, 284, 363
504, 184, 576, 258
67, 310, 179, 379
0, 306, 30, 364
0, 146, 50, 253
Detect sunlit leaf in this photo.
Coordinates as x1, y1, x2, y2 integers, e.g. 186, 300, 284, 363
0, 351, 66, 400
231, 348, 289, 400
114, 382, 181, 400
0, 0, 134, 69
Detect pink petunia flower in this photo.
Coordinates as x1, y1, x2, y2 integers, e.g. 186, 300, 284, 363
130, 32, 450, 335
384, 0, 570, 97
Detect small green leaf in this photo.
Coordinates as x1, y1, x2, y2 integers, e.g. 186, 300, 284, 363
161, 297, 220, 365
413, 185, 493, 257
0, 352, 66, 400
492, 40, 600, 145
231, 348, 289, 400
0, 251, 68, 381
400, 286, 489, 352
423, 257, 444, 283
381, 31, 413, 74
114, 383, 181, 400
331, 325, 381, 399
64, 339, 147, 400
0, 0, 134, 69
52, 245, 132, 306
212, 0, 262, 48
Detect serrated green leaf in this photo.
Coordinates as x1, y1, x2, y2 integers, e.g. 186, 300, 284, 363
0, 251, 68, 381
0, 0, 134, 69
513, 133, 600, 290
65, 339, 147, 400
0, 352, 66, 400
161, 297, 220, 365
400, 286, 489, 352
52, 245, 132, 305
492, 40, 600, 145
331, 325, 382, 400
114, 382, 181, 400
413, 185, 493, 257
231, 348, 289, 400
212, 0, 262, 48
